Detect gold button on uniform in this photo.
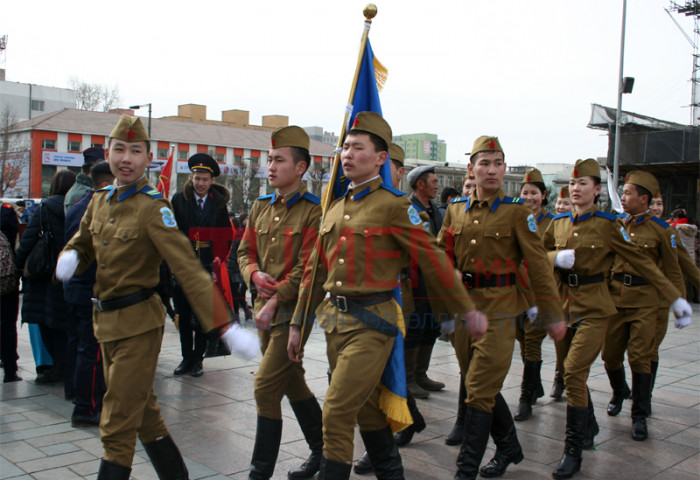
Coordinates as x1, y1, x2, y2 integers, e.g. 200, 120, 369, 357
473, 220, 479, 225
271, 237, 276, 242
339, 259, 345, 265
344, 214, 350, 220
573, 232, 579, 237
274, 216, 280, 222
335, 281, 342, 287
470, 239, 477, 244
630, 233, 635, 237
103, 240, 109, 245
350, 196, 354, 201
340, 236, 347, 242
110, 218, 115, 223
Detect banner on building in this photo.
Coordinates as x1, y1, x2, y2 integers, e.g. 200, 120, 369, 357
41, 151, 83, 167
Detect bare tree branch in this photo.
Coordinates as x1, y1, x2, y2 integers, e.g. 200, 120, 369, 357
70, 77, 121, 112
0, 106, 30, 197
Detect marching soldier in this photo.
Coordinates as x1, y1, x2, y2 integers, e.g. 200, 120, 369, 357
513, 168, 553, 420
237, 126, 324, 480
438, 136, 566, 480
601, 170, 685, 441
543, 158, 691, 479
56, 115, 255, 480
287, 112, 485, 480
170, 153, 233, 377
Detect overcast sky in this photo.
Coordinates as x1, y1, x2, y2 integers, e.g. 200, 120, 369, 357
4, 0, 696, 166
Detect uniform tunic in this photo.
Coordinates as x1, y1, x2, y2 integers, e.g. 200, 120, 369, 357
237, 184, 322, 418
63, 176, 229, 466
438, 189, 563, 412
542, 206, 680, 407
602, 213, 684, 373
292, 177, 474, 463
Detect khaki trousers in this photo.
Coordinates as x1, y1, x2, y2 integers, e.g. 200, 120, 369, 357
563, 316, 608, 407
651, 307, 670, 363
602, 305, 657, 373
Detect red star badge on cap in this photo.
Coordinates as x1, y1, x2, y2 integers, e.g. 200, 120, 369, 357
625, 176, 629, 183
271, 138, 276, 147
353, 118, 360, 127
573, 169, 578, 176
525, 175, 531, 182
127, 129, 135, 140
488, 140, 496, 149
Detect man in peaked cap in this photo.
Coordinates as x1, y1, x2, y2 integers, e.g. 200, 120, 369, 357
237, 125, 324, 480
57, 114, 257, 480
170, 152, 232, 377
601, 170, 686, 441
288, 112, 486, 480
438, 135, 566, 480
64, 147, 105, 214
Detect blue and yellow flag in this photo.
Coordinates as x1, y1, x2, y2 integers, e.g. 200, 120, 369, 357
339, 39, 411, 433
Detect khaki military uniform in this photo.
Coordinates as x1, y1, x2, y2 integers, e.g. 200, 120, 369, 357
602, 213, 684, 373
515, 209, 554, 361
542, 206, 680, 407
237, 184, 322, 418
292, 177, 475, 463
63, 176, 229, 466
437, 189, 563, 412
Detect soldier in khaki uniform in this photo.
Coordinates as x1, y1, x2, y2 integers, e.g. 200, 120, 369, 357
513, 167, 554, 421
287, 113, 485, 480
237, 126, 324, 480
437, 136, 566, 480
543, 159, 691, 479
57, 116, 236, 480
602, 171, 685, 441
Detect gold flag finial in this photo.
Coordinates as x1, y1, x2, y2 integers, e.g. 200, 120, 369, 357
364, 4, 377, 21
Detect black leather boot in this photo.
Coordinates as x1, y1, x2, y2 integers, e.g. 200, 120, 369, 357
394, 394, 426, 447
649, 361, 658, 415
353, 450, 373, 475
606, 367, 631, 416
552, 406, 588, 479
318, 456, 352, 480
631, 371, 652, 441
550, 370, 565, 400
288, 397, 323, 479
142, 435, 189, 480
249, 416, 283, 480
360, 426, 405, 480
96, 459, 131, 480
415, 344, 445, 391
514, 360, 539, 421
454, 406, 493, 480
446, 375, 467, 446
479, 394, 524, 478
583, 390, 598, 451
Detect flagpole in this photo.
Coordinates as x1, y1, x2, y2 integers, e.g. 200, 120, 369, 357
298, 3, 377, 335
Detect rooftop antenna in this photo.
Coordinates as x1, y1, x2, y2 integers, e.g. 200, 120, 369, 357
667, 1, 700, 125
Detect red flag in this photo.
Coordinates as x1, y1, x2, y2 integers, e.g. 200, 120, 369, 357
157, 147, 174, 195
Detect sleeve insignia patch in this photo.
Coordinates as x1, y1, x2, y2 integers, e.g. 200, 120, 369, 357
527, 213, 538, 233
407, 205, 422, 225
620, 226, 631, 242
160, 207, 177, 227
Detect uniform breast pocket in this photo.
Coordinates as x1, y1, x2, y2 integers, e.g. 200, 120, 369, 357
89, 219, 104, 235
636, 238, 657, 250
483, 226, 512, 241
114, 227, 139, 242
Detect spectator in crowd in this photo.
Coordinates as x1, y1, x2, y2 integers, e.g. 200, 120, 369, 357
439, 186, 461, 217
64, 147, 104, 214
1, 202, 21, 382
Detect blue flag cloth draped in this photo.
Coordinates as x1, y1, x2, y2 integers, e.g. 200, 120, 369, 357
336, 39, 410, 432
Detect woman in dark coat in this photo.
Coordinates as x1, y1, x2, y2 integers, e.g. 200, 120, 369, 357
15, 170, 76, 386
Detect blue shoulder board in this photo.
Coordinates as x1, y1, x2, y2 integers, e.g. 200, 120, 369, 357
502, 196, 524, 204
553, 212, 570, 220
139, 186, 163, 199
302, 192, 321, 205
545, 212, 554, 219
651, 216, 670, 229
593, 211, 616, 221
380, 184, 406, 196
97, 185, 113, 193
257, 194, 274, 201
450, 196, 469, 203
615, 213, 627, 218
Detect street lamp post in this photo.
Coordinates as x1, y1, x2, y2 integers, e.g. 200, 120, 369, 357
128, 103, 152, 138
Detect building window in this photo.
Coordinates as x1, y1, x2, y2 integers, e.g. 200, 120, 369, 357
214, 153, 225, 162
68, 141, 81, 152
31, 100, 45, 111
91, 143, 103, 148
178, 150, 188, 160
157, 148, 168, 159
234, 155, 243, 164
42, 139, 56, 149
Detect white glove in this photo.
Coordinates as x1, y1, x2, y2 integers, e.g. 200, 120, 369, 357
526, 306, 539, 323
440, 319, 455, 335
221, 324, 260, 360
675, 315, 692, 329
56, 250, 79, 281
671, 297, 692, 318
554, 249, 575, 269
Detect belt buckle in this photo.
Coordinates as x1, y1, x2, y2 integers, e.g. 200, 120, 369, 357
567, 273, 579, 287
335, 295, 348, 313
91, 297, 104, 312
463, 272, 474, 288
623, 274, 632, 286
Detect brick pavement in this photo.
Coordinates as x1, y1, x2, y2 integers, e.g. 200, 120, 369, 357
1, 307, 698, 479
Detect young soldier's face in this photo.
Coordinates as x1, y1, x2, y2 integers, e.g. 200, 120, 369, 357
462, 178, 476, 197
470, 151, 506, 193
341, 133, 386, 185
621, 183, 648, 215
267, 147, 305, 191
520, 183, 544, 212
650, 197, 664, 218
192, 172, 215, 197
555, 196, 572, 214
568, 176, 601, 208
106, 140, 153, 185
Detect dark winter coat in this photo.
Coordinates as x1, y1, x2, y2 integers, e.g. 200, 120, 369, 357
15, 195, 70, 330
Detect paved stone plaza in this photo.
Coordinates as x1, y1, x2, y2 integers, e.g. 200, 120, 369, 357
1, 306, 698, 479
